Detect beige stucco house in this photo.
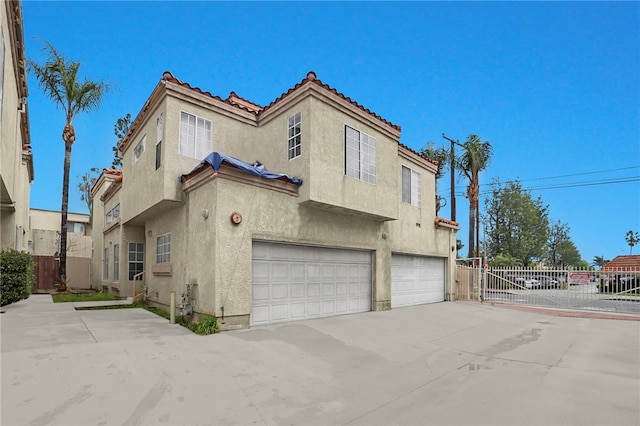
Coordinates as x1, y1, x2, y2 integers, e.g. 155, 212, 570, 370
91, 71, 458, 329
1, 0, 33, 251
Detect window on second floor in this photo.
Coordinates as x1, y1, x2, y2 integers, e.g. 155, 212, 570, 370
180, 111, 211, 160
156, 113, 163, 170
133, 135, 146, 164
67, 222, 85, 234
401, 165, 421, 207
345, 125, 376, 184
105, 204, 120, 224
288, 112, 301, 160
156, 233, 171, 264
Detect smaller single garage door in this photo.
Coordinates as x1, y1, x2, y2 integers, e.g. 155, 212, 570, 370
392, 254, 445, 308
252, 242, 372, 326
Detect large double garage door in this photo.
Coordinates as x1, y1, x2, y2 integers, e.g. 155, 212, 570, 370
251, 242, 372, 326
391, 254, 445, 308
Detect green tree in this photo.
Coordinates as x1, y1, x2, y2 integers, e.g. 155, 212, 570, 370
484, 179, 549, 266
28, 41, 110, 281
77, 167, 100, 221
112, 113, 132, 167
457, 134, 492, 258
625, 230, 639, 254
421, 141, 450, 215
548, 220, 582, 267
591, 256, 610, 268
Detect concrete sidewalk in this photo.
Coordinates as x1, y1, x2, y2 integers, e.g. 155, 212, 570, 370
1, 294, 639, 426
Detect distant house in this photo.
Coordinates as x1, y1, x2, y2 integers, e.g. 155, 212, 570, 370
601, 255, 640, 272
29, 208, 92, 291
1, 0, 34, 251
91, 71, 459, 330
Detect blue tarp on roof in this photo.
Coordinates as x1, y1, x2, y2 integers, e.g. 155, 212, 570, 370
179, 152, 303, 186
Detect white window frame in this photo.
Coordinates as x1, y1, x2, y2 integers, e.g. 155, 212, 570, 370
345, 125, 376, 184
105, 204, 120, 224
103, 247, 109, 280
401, 165, 421, 207
156, 113, 163, 170
156, 233, 171, 264
288, 112, 301, 160
128, 242, 144, 280
113, 244, 119, 281
133, 135, 146, 164
179, 111, 212, 160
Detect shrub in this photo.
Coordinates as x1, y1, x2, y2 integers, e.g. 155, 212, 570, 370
1, 250, 35, 306
191, 315, 219, 335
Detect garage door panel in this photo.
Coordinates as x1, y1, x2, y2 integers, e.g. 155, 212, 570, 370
251, 242, 372, 325
392, 254, 445, 308
307, 283, 321, 297
290, 283, 305, 298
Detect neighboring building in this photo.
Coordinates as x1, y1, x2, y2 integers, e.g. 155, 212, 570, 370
29, 208, 92, 290
92, 71, 459, 330
1, 0, 34, 251
601, 255, 640, 272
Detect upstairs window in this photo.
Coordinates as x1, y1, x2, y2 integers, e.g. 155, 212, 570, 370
345, 125, 376, 184
67, 222, 86, 234
401, 166, 421, 207
180, 111, 211, 160
288, 112, 301, 160
133, 135, 146, 164
156, 233, 171, 264
105, 204, 120, 224
156, 113, 163, 170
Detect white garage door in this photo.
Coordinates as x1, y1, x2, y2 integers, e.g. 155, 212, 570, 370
251, 242, 372, 326
391, 254, 445, 308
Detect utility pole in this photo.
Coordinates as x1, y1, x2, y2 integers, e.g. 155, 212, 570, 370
441, 133, 462, 223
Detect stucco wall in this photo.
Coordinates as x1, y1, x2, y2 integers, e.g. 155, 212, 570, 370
0, 0, 31, 251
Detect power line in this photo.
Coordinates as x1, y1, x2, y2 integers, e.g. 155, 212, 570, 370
437, 165, 640, 196
479, 176, 640, 195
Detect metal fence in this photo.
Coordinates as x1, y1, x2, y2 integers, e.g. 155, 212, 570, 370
456, 265, 640, 316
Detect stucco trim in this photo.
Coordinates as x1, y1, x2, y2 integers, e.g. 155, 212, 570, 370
166, 83, 258, 126
102, 219, 120, 234
398, 145, 439, 173
152, 263, 172, 276
182, 163, 300, 197
259, 82, 401, 141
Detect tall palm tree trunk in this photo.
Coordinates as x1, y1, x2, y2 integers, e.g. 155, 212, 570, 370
59, 124, 76, 282
467, 184, 476, 258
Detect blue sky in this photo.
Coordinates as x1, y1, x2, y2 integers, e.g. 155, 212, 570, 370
23, 1, 639, 263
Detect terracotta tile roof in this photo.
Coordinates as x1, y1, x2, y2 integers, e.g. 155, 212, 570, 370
102, 168, 122, 176
601, 255, 640, 271
435, 217, 459, 229
398, 142, 439, 167
161, 70, 400, 130
226, 91, 263, 113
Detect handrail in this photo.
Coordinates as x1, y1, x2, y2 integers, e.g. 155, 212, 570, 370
132, 271, 145, 302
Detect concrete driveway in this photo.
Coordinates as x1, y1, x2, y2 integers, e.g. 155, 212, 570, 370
1, 294, 639, 426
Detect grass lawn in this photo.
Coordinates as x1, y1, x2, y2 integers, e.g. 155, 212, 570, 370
51, 292, 120, 303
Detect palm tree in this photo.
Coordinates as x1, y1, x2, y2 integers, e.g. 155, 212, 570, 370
457, 134, 492, 258
28, 41, 109, 286
591, 256, 610, 269
421, 141, 450, 215
625, 230, 640, 255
